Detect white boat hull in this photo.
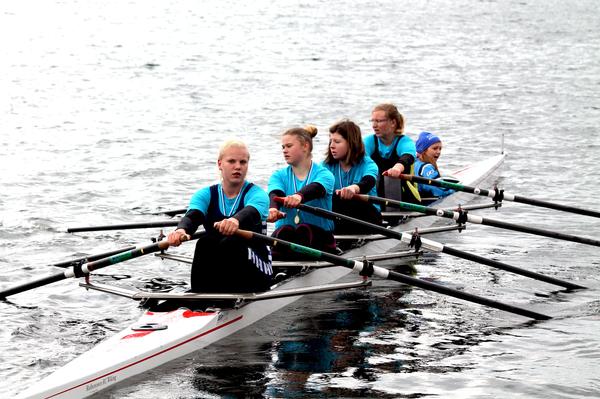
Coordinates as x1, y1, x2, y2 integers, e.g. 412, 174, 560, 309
16, 154, 504, 399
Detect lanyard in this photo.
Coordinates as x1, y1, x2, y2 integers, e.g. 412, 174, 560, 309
291, 161, 314, 193
336, 163, 352, 189
219, 182, 245, 217
291, 162, 313, 224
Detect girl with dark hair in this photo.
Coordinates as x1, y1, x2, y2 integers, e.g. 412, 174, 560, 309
322, 119, 382, 234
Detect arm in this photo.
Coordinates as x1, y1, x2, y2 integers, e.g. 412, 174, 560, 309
214, 205, 262, 236
167, 209, 205, 246
337, 175, 376, 200
385, 136, 416, 177
268, 189, 286, 222
355, 175, 376, 194
385, 153, 415, 177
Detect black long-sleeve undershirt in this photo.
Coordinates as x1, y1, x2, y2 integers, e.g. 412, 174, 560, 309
355, 175, 376, 194
177, 209, 205, 234
269, 182, 326, 209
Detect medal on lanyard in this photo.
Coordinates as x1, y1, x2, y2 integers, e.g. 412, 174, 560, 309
292, 162, 313, 225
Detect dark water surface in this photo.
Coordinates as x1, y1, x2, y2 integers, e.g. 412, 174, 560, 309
1, 0, 599, 397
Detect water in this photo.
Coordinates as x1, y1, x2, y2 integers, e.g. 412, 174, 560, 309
1, 0, 600, 397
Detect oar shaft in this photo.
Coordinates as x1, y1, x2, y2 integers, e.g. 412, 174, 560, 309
476, 216, 600, 248
152, 208, 187, 217
53, 246, 137, 267
67, 221, 178, 233
289, 200, 582, 290
238, 230, 550, 320
441, 246, 585, 290
511, 195, 600, 218
0, 273, 67, 299
1, 242, 167, 299
0, 232, 204, 299
382, 268, 550, 320
362, 195, 600, 248
400, 174, 600, 218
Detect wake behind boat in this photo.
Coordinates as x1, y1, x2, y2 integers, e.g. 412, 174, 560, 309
16, 153, 508, 399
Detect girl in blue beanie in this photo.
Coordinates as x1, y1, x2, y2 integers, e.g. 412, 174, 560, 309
414, 131, 455, 203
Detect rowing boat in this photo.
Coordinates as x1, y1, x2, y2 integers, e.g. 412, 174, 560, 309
15, 153, 505, 399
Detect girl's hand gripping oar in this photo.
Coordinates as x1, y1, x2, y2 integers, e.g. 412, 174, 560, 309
357, 194, 600, 248
0, 232, 204, 299
399, 174, 600, 219
274, 198, 584, 290
235, 229, 551, 321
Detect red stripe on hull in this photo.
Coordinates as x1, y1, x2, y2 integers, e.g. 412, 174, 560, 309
45, 314, 243, 399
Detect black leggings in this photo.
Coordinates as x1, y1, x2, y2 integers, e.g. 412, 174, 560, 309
190, 234, 272, 293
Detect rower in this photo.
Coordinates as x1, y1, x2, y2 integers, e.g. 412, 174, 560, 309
363, 103, 421, 205
322, 119, 382, 234
414, 131, 455, 204
267, 125, 336, 259
167, 140, 273, 293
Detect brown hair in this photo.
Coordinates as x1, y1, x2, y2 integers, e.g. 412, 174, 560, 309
373, 103, 405, 135
324, 119, 365, 166
282, 125, 318, 153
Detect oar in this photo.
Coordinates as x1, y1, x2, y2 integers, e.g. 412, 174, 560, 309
357, 195, 600, 248
52, 246, 137, 267
67, 221, 179, 233
400, 174, 600, 219
151, 208, 187, 217
236, 229, 551, 320
0, 232, 204, 299
273, 198, 584, 290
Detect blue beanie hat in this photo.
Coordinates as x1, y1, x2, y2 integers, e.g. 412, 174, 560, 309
416, 131, 441, 154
